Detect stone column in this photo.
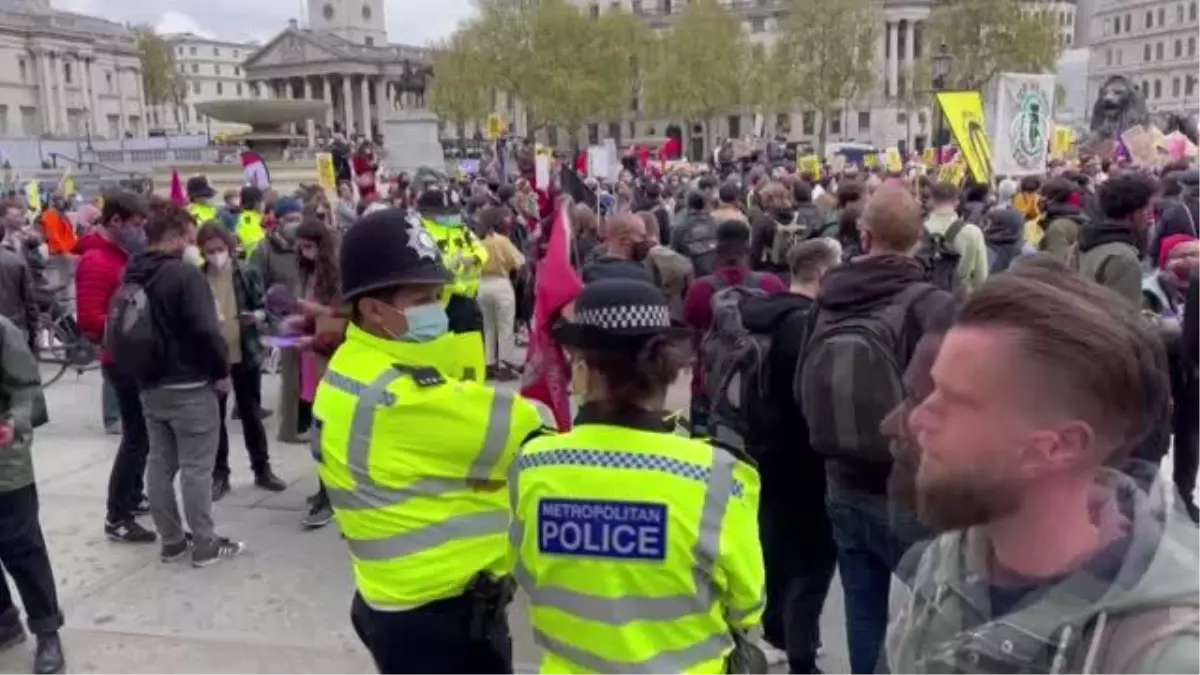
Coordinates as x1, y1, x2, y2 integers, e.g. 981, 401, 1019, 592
324, 75, 336, 131
52, 53, 68, 135
342, 75, 354, 134
886, 21, 898, 100
303, 77, 315, 145
35, 50, 53, 135
116, 65, 129, 137
86, 58, 100, 136
359, 75, 372, 139
373, 77, 385, 119
903, 20, 915, 89
133, 68, 146, 137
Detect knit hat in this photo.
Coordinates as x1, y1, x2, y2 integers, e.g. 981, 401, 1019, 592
1159, 233, 1197, 269
274, 197, 303, 218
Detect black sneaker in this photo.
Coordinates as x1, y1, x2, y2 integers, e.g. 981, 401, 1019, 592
33, 633, 64, 674
105, 519, 156, 544
0, 616, 25, 652
132, 495, 150, 516
192, 537, 245, 568
160, 538, 190, 563
211, 475, 231, 503
253, 469, 287, 492
301, 500, 333, 530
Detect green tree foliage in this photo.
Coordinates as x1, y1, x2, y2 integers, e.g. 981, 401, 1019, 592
924, 0, 1063, 90
643, 0, 745, 143
428, 31, 491, 134
771, 0, 879, 154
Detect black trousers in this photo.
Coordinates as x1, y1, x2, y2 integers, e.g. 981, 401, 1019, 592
103, 364, 148, 523
214, 361, 271, 479
0, 486, 62, 635
350, 592, 512, 674
758, 448, 837, 674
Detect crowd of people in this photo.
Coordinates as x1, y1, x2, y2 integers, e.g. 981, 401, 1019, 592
0, 141, 1194, 675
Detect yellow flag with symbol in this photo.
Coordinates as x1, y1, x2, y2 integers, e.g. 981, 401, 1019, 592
885, 148, 903, 173
935, 90, 992, 184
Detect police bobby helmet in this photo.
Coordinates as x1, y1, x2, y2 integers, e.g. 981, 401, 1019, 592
339, 208, 452, 301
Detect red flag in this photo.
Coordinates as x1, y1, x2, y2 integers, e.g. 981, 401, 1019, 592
169, 169, 186, 207
520, 199, 583, 431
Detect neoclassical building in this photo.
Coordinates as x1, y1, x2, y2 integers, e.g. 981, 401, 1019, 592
0, 0, 146, 139
241, 0, 430, 143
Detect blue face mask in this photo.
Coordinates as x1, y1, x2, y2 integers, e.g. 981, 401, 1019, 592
384, 303, 448, 343
434, 214, 463, 227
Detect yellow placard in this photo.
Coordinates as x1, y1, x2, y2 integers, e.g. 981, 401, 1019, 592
315, 152, 336, 191
885, 147, 903, 173
798, 155, 821, 180
486, 113, 505, 141
935, 91, 992, 184
863, 153, 878, 168
1050, 125, 1076, 160
922, 148, 937, 167
937, 161, 967, 186
24, 180, 39, 212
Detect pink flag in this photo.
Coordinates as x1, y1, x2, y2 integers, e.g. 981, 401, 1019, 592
520, 198, 583, 431
169, 169, 186, 207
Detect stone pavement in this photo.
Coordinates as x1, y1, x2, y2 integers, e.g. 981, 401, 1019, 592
0, 367, 850, 674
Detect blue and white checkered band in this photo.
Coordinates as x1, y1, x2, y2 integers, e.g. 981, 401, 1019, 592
576, 304, 671, 331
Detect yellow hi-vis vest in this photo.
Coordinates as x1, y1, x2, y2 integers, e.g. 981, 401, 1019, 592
313, 323, 545, 611
187, 202, 218, 224
511, 423, 764, 674
420, 215, 488, 301
236, 210, 266, 254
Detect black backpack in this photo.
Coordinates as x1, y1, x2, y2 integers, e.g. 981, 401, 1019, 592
797, 284, 936, 463
104, 270, 167, 383
699, 277, 777, 456
676, 217, 719, 276
916, 220, 965, 293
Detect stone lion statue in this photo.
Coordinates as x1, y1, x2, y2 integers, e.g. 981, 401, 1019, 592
1089, 75, 1151, 141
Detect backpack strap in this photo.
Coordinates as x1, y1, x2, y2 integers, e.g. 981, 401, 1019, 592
944, 219, 967, 245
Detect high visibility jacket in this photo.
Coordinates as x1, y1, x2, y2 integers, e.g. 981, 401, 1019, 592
187, 202, 219, 224
420, 216, 488, 301
511, 421, 764, 674
313, 323, 545, 611
236, 210, 266, 254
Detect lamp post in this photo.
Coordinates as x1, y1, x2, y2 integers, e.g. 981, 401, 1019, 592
931, 43, 953, 163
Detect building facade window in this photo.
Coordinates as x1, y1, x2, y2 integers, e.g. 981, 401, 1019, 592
1156, 42, 1163, 60
1124, 14, 1131, 31
1177, 39, 1184, 58
105, 71, 112, 92
236, 83, 242, 96
234, 66, 240, 76
1146, 10, 1153, 27
18, 58, 26, 83
0, 105, 8, 136
1144, 44, 1152, 61
829, 112, 841, 135
189, 46, 197, 55
215, 65, 221, 75
1173, 77, 1181, 98
1158, 7, 1165, 24
63, 61, 71, 83
587, 123, 599, 145
801, 111, 815, 135
193, 82, 201, 94
191, 63, 198, 74
858, 110, 870, 132
213, 47, 219, 56
216, 82, 223, 96
749, 17, 765, 32
1190, 36, 1196, 55
1153, 79, 1162, 98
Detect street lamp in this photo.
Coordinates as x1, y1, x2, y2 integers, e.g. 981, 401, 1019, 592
931, 43, 953, 161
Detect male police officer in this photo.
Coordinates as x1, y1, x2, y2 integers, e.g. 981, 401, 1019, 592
185, 176, 218, 224
313, 207, 545, 673
411, 188, 488, 382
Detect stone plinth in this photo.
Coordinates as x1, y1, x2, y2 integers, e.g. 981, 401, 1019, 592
381, 109, 444, 174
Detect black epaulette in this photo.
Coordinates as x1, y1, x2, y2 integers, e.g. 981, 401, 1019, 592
392, 364, 446, 388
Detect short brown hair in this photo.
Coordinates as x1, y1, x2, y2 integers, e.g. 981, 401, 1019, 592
196, 221, 238, 252
861, 185, 923, 253
956, 268, 1170, 462
787, 239, 839, 283
100, 190, 148, 226
144, 199, 195, 245
758, 183, 792, 211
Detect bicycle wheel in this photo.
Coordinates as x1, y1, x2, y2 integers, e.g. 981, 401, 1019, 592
33, 316, 71, 387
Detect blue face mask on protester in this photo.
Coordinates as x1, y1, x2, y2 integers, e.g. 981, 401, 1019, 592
382, 302, 449, 343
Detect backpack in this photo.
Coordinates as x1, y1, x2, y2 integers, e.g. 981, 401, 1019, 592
917, 220, 966, 293
797, 283, 936, 463
676, 217, 719, 276
768, 213, 809, 267
699, 279, 780, 457
986, 240, 1024, 274
104, 270, 167, 383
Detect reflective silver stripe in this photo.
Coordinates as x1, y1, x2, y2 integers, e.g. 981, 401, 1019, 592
469, 389, 513, 480
326, 476, 465, 511
533, 627, 733, 674
726, 597, 765, 627
517, 447, 738, 627
346, 509, 509, 561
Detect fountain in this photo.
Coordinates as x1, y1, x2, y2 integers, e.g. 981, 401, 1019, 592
194, 99, 328, 161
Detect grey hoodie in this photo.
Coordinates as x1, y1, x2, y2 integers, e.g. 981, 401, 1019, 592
887, 468, 1199, 674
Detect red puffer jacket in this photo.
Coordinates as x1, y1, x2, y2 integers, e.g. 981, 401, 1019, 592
74, 232, 129, 364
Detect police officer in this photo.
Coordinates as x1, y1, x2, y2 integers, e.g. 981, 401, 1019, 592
234, 185, 266, 255
411, 188, 488, 382
313, 207, 545, 674
185, 176, 218, 224
510, 278, 766, 674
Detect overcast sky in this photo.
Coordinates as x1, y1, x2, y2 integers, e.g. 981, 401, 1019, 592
53, 0, 475, 46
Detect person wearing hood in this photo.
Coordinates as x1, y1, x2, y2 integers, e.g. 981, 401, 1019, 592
886, 267, 1198, 675
1077, 172, 1158, 308
981, 200, 1030, 274
740, 239, 839, 674
926, 182, 989, 293
810, 186, 956, 674
127, 201, 242, 567
958, 181, 990, 225
1029, 177, 1088, 263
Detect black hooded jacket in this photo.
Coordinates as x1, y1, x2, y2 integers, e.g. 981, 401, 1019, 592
124, 251, 228, 388
983, 205, 1026, 272
815, 255, 957, 495
741, 291, 814, 446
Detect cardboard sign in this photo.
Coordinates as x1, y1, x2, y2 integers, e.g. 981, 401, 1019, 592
885, 147, 903, 173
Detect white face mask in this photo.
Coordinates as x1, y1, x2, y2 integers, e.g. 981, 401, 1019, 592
208, 251, 230, 269
183, 245, 203, 265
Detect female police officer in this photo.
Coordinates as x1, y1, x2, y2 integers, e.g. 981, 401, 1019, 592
508, 277, 765, 673
313, 207, 545, 673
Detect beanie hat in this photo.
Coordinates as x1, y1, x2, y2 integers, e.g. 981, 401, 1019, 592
275, 197, 303, 218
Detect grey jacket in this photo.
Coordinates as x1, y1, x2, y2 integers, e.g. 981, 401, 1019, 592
0, 315, 42, 493
0, 247, 36, 340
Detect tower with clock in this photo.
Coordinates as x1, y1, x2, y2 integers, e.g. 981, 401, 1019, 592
307, 0, 387, 46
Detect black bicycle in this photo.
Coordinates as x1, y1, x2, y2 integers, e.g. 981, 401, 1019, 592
33, 290, 99, 387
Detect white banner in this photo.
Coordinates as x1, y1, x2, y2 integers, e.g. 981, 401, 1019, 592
987, 73, 1056, 177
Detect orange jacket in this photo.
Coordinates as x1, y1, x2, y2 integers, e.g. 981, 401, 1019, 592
42, 209, 78, 255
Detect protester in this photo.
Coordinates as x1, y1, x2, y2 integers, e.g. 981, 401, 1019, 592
712, 181, 749, 226
0, 201, 37, 344
39, 194, 76, 317
1076, 171, 1157, 307
1013, 175, 1041, 221
923, 181, 988, 293
1028, 177, 1087, 262
334, 182, 357, 232
639, 211, 694, 320
740, 239, 839, 674
981, 197, 1029, 274
670, 190, 720, 276
216, 188, 240, 233
798, 186, 956, 674
749, 183, 796, 275
581, 213, 654, 284
476, 206, 525, 380
196, 223, 285, 502
887, 267, 1197, 675
121, 201, 241, 567
0, 314, 64, 674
